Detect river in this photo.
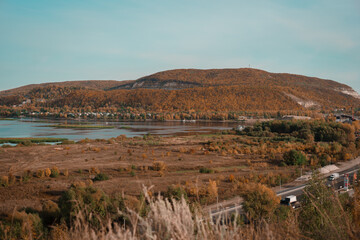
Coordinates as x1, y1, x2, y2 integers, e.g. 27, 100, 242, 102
0, 118, 241, 141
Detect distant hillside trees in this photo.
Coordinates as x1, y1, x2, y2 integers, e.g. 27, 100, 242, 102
241, 119, 360, 166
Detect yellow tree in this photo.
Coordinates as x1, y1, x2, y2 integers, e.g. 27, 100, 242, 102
241, 182, 280, 220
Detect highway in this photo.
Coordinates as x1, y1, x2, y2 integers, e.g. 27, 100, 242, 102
277, 164, 360, 199
208, 164, 360, 221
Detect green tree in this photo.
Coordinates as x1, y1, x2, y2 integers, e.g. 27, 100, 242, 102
283, 149, 307, 166
299, 174, 354, 240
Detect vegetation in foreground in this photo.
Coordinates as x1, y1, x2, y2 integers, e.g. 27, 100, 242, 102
0, 119, 360, 239
1, 175, 360, 240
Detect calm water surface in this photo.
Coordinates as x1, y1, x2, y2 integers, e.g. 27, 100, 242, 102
0, 118, 240, 141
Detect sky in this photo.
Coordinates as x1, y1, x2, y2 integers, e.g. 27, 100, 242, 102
0, 0, 359, 93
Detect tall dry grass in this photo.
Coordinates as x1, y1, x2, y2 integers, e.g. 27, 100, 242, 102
2, 182, 360, 240
46, 186, 301, 240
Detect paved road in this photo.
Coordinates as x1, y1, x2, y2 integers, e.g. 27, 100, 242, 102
277, 164, 360, 199
209, 164, 360, 220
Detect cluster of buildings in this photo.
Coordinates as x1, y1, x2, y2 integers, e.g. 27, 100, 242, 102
335, 114, 358, 124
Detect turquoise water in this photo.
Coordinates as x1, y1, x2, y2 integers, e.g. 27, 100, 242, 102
0, 118, 237, 141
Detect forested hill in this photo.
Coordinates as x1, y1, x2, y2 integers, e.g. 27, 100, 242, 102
0, 68, 359, 112
0, 80, 129, 97
113, 68, 353, 90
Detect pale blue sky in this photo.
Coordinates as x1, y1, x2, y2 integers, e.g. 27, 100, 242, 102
0, 0, 359, 92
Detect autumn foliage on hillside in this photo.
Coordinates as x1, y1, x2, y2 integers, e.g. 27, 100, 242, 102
1, 68, 359, 113
0, 80, 125, 97
128, 68, 350, 90
48, 86, 303, 111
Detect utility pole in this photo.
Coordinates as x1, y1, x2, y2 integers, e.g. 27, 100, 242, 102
280, 177, 281, 191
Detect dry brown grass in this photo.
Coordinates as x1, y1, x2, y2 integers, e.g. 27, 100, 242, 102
92, 147, 101, 153
57, 186, 305, 240
62, 169, 69, 177
71, 181, 86, 188
3, 183, 360, 240
8, 173, 16, 184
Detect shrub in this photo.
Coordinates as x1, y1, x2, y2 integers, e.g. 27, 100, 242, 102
61, 140, 75, 145
92, 147, 101, 153
50, 167, 60, 178
93, 173, 109, 181
7, 210, 44, 239
199, 167, 214, 174
283, 149, 307, 166
22, 170, 32, 182
228, 174, 235, 182
299, 174, 354, 240
42, 200, 60, 225
45, 168, 51, 177
90, 167, 100, 174
58, 186, 114, 228
36, 169, 45, 178
207, 179, 218, 199
165, 185, 188, 201
1, 176, 9, 187
22, 140, 32, 146
241, 183, 280, 220
130, 171, 136, 177
152, 161, 166, 171
85, 179, 93, 186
